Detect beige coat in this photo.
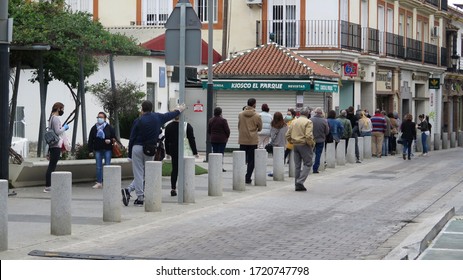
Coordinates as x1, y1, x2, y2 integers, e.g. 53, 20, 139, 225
238, 106, 263, 145
285, 115, 315, 147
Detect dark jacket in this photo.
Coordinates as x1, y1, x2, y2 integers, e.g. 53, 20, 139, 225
418, 120, 429, 132
88, 123, 116, 151
165, 121, 198, 156
207, 116, 230, 144
128, 110, 180, 158
400, 120, 417, 140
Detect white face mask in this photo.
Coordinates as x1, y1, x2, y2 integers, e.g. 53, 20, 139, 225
97, 118, 105, 124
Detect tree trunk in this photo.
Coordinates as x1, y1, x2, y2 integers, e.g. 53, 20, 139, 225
8, 60, 21, 148
79, 57, 88, 144
38, 53, 47, 157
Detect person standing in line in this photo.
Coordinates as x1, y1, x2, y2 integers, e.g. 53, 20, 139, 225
388, 112, 399, 155
400, 113, 416, 160
87, 112, 116, 189
207, 107, 230, 172
44, 102, 70, 193
238, 98, 263, 184
358, 111, 372, 137
258, 103, 272, 149
327, 110, 344, 146
417, 114, 430, 156
284, 108, 297, 163
381, 110, 392, 157
285, 107, 315, 191
165, 117, 199, 196
268, 111, 288, 177
311, 107, 329, 174
346, 107, 361, 163
337, 110, 352, 150
370, 109, 387, 158
121, 101, 185, 206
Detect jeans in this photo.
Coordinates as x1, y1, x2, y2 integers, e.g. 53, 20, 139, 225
389, 135, 397, 154
313, 142, 324, 172
240, 145, 257, 182
402, 138, 413, 158
211, 143, 226, 155
45, 147, 61, 187
382, 136, 389, 156
421, 132, 428, 153
95, 149, 112, 183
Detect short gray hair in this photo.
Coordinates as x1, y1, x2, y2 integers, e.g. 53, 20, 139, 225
300, 107, 311, 117
340, 110, 347, 116
314, 107, 324, 115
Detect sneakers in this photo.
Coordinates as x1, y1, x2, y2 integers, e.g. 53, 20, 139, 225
295, 183, 307, 191
171, 189, 177, 196
423, 153, 428, 156
43, 186, 51, 193
245, 179, 252, 184
356, 160, 361, 163
312, 170, 319, 174
133, 199, 144, 206
92, 182, 103, 189
121, 188, 131, 206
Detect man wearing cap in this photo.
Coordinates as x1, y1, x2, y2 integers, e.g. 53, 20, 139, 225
286, 107, 315, 191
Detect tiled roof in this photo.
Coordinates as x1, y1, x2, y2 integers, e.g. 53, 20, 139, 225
201, 43, 339, 79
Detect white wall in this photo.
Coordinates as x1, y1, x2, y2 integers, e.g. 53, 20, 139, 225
306, 0, 338, 21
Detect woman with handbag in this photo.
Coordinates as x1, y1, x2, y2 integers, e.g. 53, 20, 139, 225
87, 112, 116, 189
44, 102, 69, 193
267, 112, 288, 177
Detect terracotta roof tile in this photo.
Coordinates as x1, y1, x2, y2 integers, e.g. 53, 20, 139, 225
201, 43, 339, 79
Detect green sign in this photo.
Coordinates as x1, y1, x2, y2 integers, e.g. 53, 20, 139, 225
314, 81, 339, 93
202, 81, 310, 91
428, 78, 440, 89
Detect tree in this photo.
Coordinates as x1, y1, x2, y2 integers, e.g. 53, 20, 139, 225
89, 80, 145, 139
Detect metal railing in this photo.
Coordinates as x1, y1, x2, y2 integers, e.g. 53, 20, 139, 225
424, 43, 438, 65
406, 38, 422, 62
305, 20, 339, 48
385, 32, 405, 58
425, 0, 439, 7
340, 21, 362, 51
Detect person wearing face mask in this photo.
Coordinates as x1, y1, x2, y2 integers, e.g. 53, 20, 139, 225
88, 112, 116, 189
284, 108, 296, 163
44, 102, 70, 193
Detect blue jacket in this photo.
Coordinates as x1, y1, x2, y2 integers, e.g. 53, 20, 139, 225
128, 110, 180, 158
327, 118, 344, 142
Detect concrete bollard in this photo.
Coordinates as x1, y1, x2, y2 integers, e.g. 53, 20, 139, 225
459, 132, 463, 147
415, 133, 423, 152
254, 149, 267, 186
208, 153, 223, 196
326, 143, 336, 168
450, 132, 456, 148
103, 166, 122, 222
442, 132, 449, 150
144, 161, 162, 212
0, 180, 7, 251
288, 149, 295, 177
363, 135, 371, 159
183, 157, 195, 203
233, 151, 246, 191
273, 147, 285, 181
51, 171, 72, 236
336, 140, 346, 166
346, 138, 355, 164
320, 147, 326, 171
358, 137, 364, 161
434, 133, 441, 150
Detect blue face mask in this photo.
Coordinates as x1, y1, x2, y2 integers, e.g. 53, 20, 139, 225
284, 115, 293, 121
97, 118, 105, 124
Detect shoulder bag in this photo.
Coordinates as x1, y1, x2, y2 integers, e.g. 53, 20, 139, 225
44, 116, 60, 146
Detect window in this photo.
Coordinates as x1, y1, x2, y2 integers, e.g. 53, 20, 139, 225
66, 0, 93, 13
146, 83, 156, 111
196, 0, 218, 23
399, 14, 404, 36
406, 16, 412, 39
143, 0, 172, 26
146, 63, 152, 78
13, 106, 25, 138
268, 0, 299, 47
416, 20, 422, 41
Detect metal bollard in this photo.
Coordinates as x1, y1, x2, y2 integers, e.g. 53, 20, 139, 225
434, 133, 441, 150
273, 147, 284, 181
326, 143, 336, 168
208, 153, 223, 196
144, 161, 162, 212
288, 149, 295, 177
233, 151, 246, 191
442, 132, 449, 149
51, 172, 72, 236
346, 138, 355, 164
183, 157, 195, 203
358, 137, 364, 161
254, 149, 267, 186
459, 132, 463, 147
103, 166, 122, 222
336, 140, 346, 166
450, 132, 456, 148
363, 135, 372, 159
0, 180, 7, 251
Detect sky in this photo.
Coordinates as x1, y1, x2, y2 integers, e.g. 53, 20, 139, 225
448, 0, 462, 8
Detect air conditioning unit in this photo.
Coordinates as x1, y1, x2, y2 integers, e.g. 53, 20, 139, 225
431, 26, 439, 37
246, 0, 262, 7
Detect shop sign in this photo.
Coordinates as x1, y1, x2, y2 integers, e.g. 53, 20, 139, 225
314, 81, 338, 93
202, 81, 310, 91
343, 62, 358, 77
193, 100, 203, 112
428, 78, 440, 89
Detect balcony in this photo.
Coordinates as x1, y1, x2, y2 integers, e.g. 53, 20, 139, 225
262, 19, 441, 66
425, 0, 439, 7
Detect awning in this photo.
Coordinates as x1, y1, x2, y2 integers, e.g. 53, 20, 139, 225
202, 80, 311, 91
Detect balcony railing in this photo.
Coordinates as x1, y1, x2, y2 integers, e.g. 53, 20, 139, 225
425, 0, 439, 7
262, 19, 441, 66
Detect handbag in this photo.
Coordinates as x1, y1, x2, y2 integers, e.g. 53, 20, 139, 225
184, 122, 193, 156
326, 132, 334, 143
143, 141, 157, 156
265, 143, 273, 153
397, 133, 404, 144
112, 139, 123, 158
44, 116, 60, 146
154, 139, 165, 161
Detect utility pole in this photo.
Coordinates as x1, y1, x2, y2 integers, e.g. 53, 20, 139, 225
0, 0, 11, 181
205, 0, 214, 161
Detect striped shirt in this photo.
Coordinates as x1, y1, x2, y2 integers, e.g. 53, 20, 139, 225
370, 114, 387, 133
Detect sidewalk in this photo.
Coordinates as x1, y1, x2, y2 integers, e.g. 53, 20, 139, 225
1, 149, 463, 260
